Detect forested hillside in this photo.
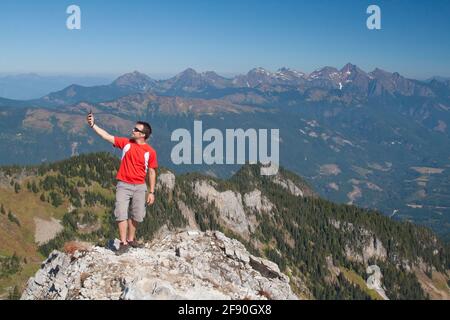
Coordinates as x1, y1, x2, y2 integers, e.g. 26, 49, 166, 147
0, 153, 448, 299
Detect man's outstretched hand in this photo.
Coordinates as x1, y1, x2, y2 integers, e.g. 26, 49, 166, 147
86, 112, 95, 128
85, 112, 114, 144
146, 193, 155, 206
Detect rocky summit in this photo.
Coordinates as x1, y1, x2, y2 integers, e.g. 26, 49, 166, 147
21, 230, 298, 300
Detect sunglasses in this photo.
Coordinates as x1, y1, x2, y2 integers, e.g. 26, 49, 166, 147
133, 127, 145, 134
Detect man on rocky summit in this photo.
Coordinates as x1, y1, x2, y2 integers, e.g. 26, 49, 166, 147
87, 111, 158, 255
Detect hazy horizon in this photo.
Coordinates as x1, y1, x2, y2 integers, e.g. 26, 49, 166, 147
1, 64, 448, 82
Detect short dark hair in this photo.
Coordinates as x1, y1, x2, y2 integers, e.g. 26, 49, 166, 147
136, 121, 152, 140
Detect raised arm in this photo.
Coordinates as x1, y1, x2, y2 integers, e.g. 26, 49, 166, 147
86, 112, 115, 144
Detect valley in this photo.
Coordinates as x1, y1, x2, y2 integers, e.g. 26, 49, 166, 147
0, 64, 449, 241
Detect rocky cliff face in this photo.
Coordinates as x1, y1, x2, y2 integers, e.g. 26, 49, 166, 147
193, 181, 252, 237
21, 230, 298, 300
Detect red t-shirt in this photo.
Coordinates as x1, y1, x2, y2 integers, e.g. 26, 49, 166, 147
113, 137, 158, 184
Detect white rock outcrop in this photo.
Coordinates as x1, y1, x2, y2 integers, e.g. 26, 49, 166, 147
21, 231, 298, 300
243, 189, 274, 214
157, 171, 176, 191
193, 181, 250, 236
330, 219, 387, 263
271, 175, 304, 197
366, 265, 389, 300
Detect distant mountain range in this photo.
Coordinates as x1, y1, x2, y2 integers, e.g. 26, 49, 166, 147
426, 76, 450, 83
2, 64, 448, 108
0, 63, 449, 240
0, 74, 116, 100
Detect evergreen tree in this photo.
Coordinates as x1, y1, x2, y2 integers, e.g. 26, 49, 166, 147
49, 191, 63, 208
8, 211, 21, 226
8, 286, 20, 300
14, 182, 21, 193
31, 181, 39, 193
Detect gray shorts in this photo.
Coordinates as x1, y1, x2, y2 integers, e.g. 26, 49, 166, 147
114, 181, 147, 222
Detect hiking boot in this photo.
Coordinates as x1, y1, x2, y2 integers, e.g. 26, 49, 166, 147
115, 243, 130, 256
127, 240, 144, 249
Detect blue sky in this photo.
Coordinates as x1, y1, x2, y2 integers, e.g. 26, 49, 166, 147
0, 0, 449, 79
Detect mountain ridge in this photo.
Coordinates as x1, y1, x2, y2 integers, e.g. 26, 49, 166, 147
0, 152, 449, 299
2, 63, 447, 108
0, 63, 449, 243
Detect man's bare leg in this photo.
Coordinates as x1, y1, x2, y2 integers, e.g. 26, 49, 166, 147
118, 220, 128, 244
127, 219, 139, 242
